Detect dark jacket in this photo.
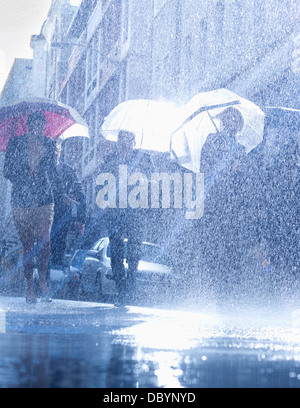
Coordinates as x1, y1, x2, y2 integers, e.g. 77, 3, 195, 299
200, 131, 246, 186
260, 143, 299, 270
54, 162, 86, 224
98, 149, 153, 235
198, 131, 248, 272
3, 134, 64, 208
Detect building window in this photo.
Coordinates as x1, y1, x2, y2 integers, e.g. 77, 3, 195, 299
68, 58, 86, 114
214, 0, 225, 58
119, 63, 127, 101
86, 31, 99, 99
84, 105, 97, 164
253, 0, 265, 52
122, 0, 130, 44
154, 0, 169, 16
153, 62, 163, 97
102, 0, 122, 57
182, 35, 192, 94
49, 83, 54, 99
215, 1, 225, 38
102, 0, 110, 10
198, 19, 208, 73
60, 84, 68, 105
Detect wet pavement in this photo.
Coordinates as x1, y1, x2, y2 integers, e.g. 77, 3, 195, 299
1, 295, 300, 388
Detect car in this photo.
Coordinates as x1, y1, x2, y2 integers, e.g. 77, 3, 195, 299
60, 249, 89, 299
77, 237, 180, 303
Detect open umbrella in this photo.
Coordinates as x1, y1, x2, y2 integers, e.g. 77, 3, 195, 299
101, 99, 179, 153
0, 97, 88, 151
171, 88, 266, 172
59, 123, 90, 141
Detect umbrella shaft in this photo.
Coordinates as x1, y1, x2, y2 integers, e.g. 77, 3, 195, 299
171, 100, 241, 137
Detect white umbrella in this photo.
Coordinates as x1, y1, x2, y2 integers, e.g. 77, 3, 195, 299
59, 123, 90, 141
171, 88, 266, 172
101, 99, 180, 153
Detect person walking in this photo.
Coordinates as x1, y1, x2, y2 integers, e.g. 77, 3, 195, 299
199, 107, 246, 302
100, 130, 153, 305
3, 111, 66, 303
200, 107, 245, 184
50, 141, 86, 268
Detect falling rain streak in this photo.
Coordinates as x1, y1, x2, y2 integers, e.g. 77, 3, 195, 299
0, 0, 299, 389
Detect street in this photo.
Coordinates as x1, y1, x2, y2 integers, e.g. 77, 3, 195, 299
0, 0, 299, 393
1, 295, 300, 388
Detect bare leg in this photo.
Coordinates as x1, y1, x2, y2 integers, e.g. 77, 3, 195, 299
12, 210, 36, 302
20, 232, 36, 302
36, 222, 52, 295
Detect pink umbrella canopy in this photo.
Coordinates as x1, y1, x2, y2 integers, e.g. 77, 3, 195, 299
0, 98, 88, 151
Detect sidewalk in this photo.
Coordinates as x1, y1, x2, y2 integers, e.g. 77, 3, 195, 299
0, 295, 123, 335
1, 295, 300, 388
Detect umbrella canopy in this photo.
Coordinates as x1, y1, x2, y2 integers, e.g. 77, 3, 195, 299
59, 123, 90, 141
171, 88, 266, 172
101, 99, 180, 153
0, 97, 88, 151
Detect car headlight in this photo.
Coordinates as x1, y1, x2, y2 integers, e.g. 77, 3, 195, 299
68, 266, 81, 280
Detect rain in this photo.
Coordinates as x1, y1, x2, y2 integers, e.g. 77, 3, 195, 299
0, 0, 299, 390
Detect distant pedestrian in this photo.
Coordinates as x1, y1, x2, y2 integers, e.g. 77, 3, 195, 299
100, 130, 153, 305
3, 111, 66, 303
50, 141, 86, 268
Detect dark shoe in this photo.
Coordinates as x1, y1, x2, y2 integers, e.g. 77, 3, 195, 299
41, 295, 52, 303
26, 296, 37, 305
26, 287, 37, 304
127, 274, 137, 301
114, 298, 127, 307
114, 287, 129, 307
41, 290, 52, 303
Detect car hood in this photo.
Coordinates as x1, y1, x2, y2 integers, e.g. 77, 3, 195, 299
137, 260, 172, 275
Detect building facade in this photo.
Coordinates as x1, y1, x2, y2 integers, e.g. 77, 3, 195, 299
5, 0, 300, 221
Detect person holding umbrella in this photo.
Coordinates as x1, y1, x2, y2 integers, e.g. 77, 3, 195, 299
3, 111, 67, 304
50, 140, 86, 269
199, 107, 247, 301
99, 130, 153, 306
200, 107, 246, 181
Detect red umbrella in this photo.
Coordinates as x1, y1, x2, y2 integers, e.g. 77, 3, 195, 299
0, 97, 88, 151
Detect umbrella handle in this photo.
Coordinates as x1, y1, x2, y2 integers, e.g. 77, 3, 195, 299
170, 149, 179, 162
206, 110, 219, 133
171, 100, 241, 137
169, 100, 241, 159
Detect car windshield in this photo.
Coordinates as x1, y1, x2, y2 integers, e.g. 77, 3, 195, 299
91, 239, 104, 251
106, 240, 170, 265
70, 250, 88, 269
140, 243, 163, 262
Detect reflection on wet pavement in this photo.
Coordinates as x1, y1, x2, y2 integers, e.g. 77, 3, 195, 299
0, 296, 300, 388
